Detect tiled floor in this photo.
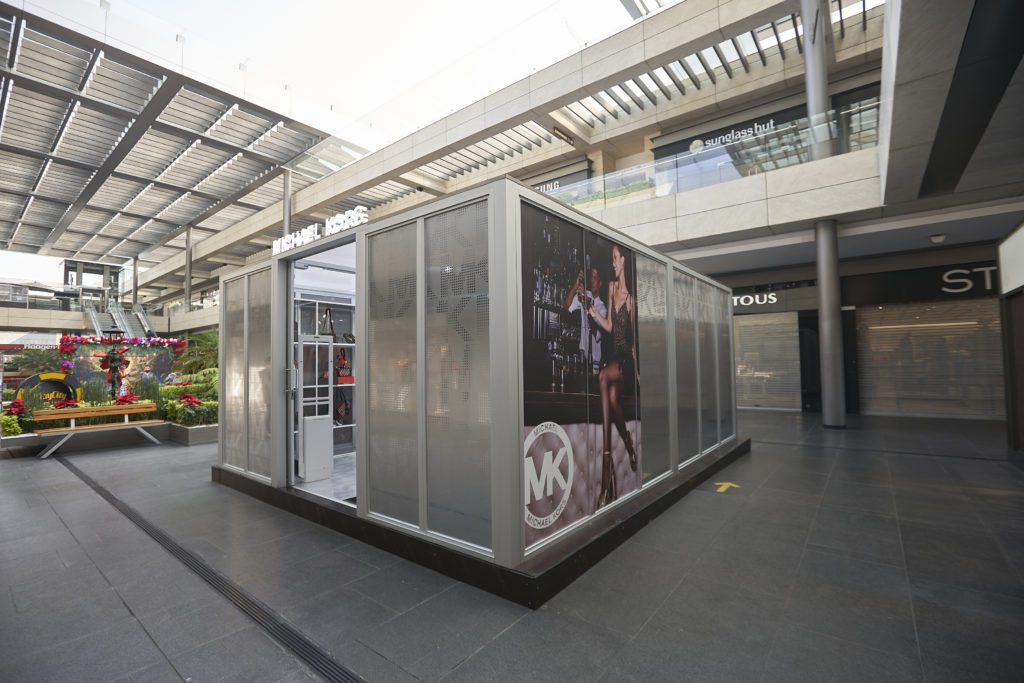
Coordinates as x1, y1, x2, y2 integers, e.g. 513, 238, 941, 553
1, 409, 1022, 681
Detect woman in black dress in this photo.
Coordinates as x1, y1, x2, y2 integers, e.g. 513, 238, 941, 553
588, 244, 638, 507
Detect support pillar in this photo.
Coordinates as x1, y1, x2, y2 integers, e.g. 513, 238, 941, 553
801, 0, 845, 427
132, 257, 139, 305
816, 218, 845, 427
282, 168, 292, 238
184, 224, 193, 313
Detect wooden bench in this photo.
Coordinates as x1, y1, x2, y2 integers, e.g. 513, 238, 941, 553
32, 402, 163, 459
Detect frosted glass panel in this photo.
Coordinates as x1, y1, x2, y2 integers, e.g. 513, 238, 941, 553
698, 282, 718, 451
635, 255, 670, 478
673, 271, 700, 461
717, 289, 735, 441
367, 223, 419, 524
223, 277, 246, 470
425, 201, 491, 547
247, 269, 273, 477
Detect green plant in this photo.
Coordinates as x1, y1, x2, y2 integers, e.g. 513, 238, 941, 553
1, 413, 21, 436
9, 348, 62, 375
166, 399, 218, 426
80, 378, 109, 404
2, 388, 14, 401
172, 331, 219, 375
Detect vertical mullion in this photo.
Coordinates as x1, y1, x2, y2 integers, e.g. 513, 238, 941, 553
416, 217, 428, 532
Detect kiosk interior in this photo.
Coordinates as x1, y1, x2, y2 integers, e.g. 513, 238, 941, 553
216, 178, 742, 604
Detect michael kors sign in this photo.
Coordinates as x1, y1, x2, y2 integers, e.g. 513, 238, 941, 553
272, 206, 368, 256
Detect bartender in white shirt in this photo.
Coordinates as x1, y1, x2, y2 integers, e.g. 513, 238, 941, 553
564, 266, 607, 374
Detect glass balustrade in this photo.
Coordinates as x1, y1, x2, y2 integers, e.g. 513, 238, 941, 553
543, 101, 880, 213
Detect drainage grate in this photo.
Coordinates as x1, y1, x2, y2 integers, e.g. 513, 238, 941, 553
57, 457, 361, 683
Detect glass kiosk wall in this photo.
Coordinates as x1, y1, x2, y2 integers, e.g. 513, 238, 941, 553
217, 178, 737, 574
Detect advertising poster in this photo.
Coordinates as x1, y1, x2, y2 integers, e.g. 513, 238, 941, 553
521, 202, 642, 547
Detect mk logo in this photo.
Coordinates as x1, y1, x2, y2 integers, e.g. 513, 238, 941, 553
525, 447, 569, 502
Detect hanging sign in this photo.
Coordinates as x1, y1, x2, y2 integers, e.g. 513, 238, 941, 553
272, 206, 368, 256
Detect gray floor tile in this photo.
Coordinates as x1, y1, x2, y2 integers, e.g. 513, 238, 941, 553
603, 578, 785, 682
784, 550, 918, 659
350, 559, 457, 614
442, 605, 629, 683
247, 548, 378, 610
549, 542, 693, 636
332, 639, 432, 683
281, 585, 398, 653
893, 488, 987, 530
912, 582, 1024, 681
138, 594, 253, 657
0, 616, 167, 683
822, 478, 896, 515
900, 520, 1024, 597
121, 659, 185, 683
807, 506, 903, 566
359, 583, 527, 681
169, 626, 313, 682
763, 623, 922, 682
689, 532, 805, 597
763, 469, 830, 497
338, 539, 404, 569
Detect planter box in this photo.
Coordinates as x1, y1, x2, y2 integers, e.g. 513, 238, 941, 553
169, 423, 218, 446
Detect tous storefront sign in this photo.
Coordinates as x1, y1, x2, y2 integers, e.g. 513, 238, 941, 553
272, 206, 368, 256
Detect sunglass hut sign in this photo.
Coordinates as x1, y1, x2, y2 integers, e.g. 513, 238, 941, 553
272, 206, 368, 256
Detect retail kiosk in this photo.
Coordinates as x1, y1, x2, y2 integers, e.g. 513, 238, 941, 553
215, 178, 741, 604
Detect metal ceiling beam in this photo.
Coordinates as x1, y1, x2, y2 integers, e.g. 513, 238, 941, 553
39, 73, 185, 254
731, 37, 751, 73
393, 171, 448, 196
661, 62, 688, 95
134, 166, 283, 259
751, 30, 768, 66
6, 15, 23, 69
2, 5, 332, 146
695, 51, 717, 84
679, 59, 702, 89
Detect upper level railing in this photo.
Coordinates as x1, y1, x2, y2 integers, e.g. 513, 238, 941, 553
543, 101, 880, 213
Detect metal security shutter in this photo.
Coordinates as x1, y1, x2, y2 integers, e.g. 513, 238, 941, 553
857, 299, 1005, 418
734, 312, 801, 409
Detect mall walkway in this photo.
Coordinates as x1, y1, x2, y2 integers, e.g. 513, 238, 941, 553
1, 411, 1022, 682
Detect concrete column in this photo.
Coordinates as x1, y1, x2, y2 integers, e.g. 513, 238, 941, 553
282, 168, 292, 238
800, 0, 835, 162
816, 219, 845, 427
184, 224, 193, 313
132, 257, 139, 304
801, 0, 845, 427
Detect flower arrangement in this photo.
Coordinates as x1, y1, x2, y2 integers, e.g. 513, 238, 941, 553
114, 393, 139, 405
178, 393, 203, 407
57, 335, 188, 369
3, 399, 25, 417
172, 381, 193, 386
52, 398, 79, 409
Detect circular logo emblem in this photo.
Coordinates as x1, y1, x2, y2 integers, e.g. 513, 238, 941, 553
689, 139, 705, 154
524, 421, 574, 529
16, 372, 82, 403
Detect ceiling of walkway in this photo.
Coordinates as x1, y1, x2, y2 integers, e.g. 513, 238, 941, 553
0, 3, 365, 268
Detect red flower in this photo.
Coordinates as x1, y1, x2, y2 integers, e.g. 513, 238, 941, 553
4, 399, 25, 416
172, 381, 193, 386
52, 399, 79, 409
178, 393, 202, 406
114, 393, 138, 405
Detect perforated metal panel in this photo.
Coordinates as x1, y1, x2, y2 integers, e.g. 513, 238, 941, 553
857, 300, 1005, 418
717, 289, 735, 441
367, 223, 419, 524
636, 255, 670, 478
424, 201, 491, 547
247, 269, 273, 477
734, 312, 801, 409
673, 271, 700, 461
698, 282, 718, 450
222, 278, 246, 470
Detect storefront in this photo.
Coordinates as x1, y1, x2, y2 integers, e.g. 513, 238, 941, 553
215, 178, 740, 603
729, 257, 1005, 420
